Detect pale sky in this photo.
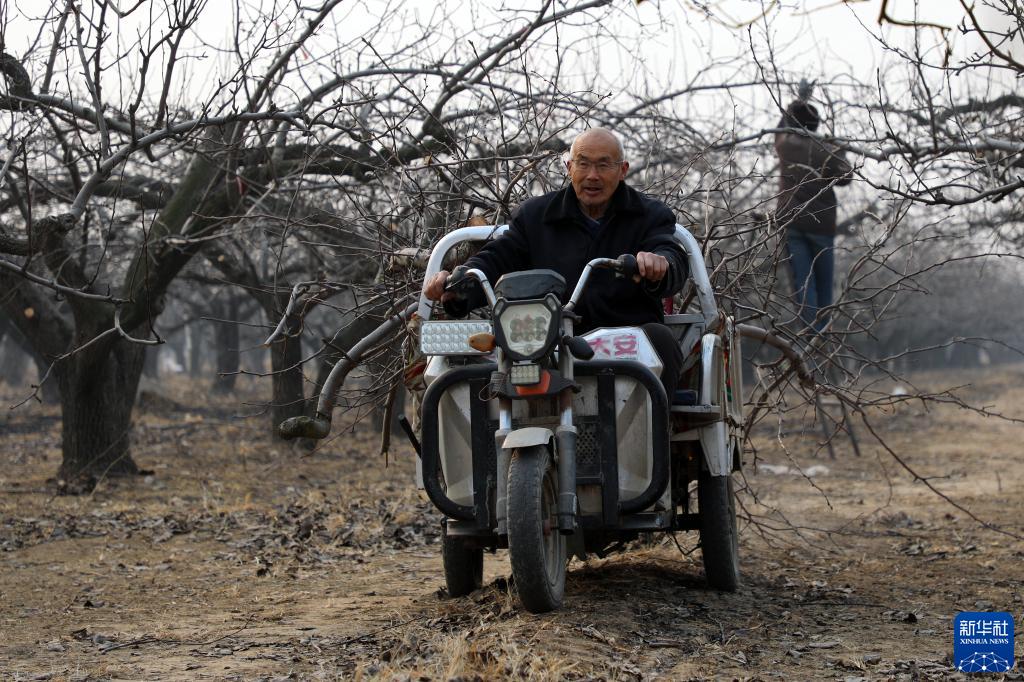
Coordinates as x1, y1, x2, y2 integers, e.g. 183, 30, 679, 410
4, 0, 1014, 138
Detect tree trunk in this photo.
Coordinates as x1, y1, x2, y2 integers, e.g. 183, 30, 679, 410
213, 297, 240, 394
170, 333, 188, 373
188, 323, 204, 377
0, 319, 25, 385
1, 313, 60, 402
143, 344, 160, 379
269, 333, 305, 433
55, 339, 146, 488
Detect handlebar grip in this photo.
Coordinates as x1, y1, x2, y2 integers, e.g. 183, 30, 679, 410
616, 253, 639, 279
444, 265, 469, 291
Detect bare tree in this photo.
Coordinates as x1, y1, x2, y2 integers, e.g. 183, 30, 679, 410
0, 0, 615, 490
2, 0, 1021, 539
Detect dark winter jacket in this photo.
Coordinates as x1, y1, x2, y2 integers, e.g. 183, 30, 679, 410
450, 182, 688, 333
775, 127, 853, 236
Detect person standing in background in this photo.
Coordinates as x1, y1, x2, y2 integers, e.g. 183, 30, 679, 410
775, 96, 853, 331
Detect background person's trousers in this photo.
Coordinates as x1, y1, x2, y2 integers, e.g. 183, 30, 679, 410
786, 229, 835, 331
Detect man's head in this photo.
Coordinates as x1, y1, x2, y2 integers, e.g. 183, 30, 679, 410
784, 100, 820, 131
566, 128, 628, 219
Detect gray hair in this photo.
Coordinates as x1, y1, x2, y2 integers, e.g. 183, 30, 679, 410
569, 127, 625, 162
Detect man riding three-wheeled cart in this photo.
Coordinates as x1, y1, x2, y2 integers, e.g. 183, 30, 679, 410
417, 128, 743, 612
282, 127, 744, 613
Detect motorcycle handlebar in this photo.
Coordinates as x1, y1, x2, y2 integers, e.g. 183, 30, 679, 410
566, 254, 640, 311
613, 253, 639, 279
446, 254, 638, 313
443, 265, 469, 291
443, 266, 497, 308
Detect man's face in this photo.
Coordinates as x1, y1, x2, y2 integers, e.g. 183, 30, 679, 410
567, 134, 628, 218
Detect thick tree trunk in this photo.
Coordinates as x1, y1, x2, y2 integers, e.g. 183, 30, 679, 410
269, 334, 305, 433
260, 291, 308, 436
55, 339, 146, 488
213, 298, 240, 394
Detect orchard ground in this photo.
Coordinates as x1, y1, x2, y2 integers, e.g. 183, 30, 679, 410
2, 367, 1022, 680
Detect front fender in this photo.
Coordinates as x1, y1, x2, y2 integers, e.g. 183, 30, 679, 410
502, 427, 555, 451
699, 422, 732, 476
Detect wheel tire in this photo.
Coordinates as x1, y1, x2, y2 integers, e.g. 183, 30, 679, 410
507, 445, 565, 613
698, 471, 740, 591
442, 524, 483, 598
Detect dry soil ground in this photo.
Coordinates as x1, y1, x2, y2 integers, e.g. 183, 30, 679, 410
1, 367, 1023, 681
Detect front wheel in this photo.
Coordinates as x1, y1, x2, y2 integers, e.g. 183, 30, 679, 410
442, 523, 483, 597
507, 445, 566, 613
697, 471, 740, 591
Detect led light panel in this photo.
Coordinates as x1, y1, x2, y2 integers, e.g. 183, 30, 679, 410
420, 320, 494, 355
509, 362, 541, 385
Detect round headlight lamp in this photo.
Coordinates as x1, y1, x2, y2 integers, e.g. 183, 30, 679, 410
494, 294, 561, 361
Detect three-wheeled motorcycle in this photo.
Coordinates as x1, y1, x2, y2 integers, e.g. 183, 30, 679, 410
280, 224, 744, 613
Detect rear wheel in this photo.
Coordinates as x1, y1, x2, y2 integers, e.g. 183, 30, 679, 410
697, 471, 739, 591
507, 445, 565, 613
442, 523, 483, 597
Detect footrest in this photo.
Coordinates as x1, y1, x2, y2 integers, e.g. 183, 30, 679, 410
672, 389, 698, 406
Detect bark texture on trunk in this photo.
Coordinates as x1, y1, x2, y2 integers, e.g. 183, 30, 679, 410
56, 339, 146, 485
213, 298, 240, 394
269, 333, 305, 431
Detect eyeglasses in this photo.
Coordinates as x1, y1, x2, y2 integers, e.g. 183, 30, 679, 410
571, 158, 622, 174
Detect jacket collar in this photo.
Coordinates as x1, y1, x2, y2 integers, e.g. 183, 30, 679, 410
543, 182, 644, 226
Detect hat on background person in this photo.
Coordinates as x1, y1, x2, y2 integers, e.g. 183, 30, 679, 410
783, 100, 820, 131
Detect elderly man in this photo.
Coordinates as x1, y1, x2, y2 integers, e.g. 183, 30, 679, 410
424, 127, 687, 396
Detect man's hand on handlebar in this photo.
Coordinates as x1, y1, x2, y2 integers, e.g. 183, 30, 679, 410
426, 252, 666, 302
636, 251, 669, 283
423, 270, 451, 301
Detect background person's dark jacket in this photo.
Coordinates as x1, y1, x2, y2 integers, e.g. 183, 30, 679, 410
775, 126, 853, 236
448, 182, 688, 333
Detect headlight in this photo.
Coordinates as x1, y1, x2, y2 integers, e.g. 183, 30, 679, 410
499, 303, 551, 355
495, 297, 559, 360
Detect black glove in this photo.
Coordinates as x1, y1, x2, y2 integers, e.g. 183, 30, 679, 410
441, 266, 482, 318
